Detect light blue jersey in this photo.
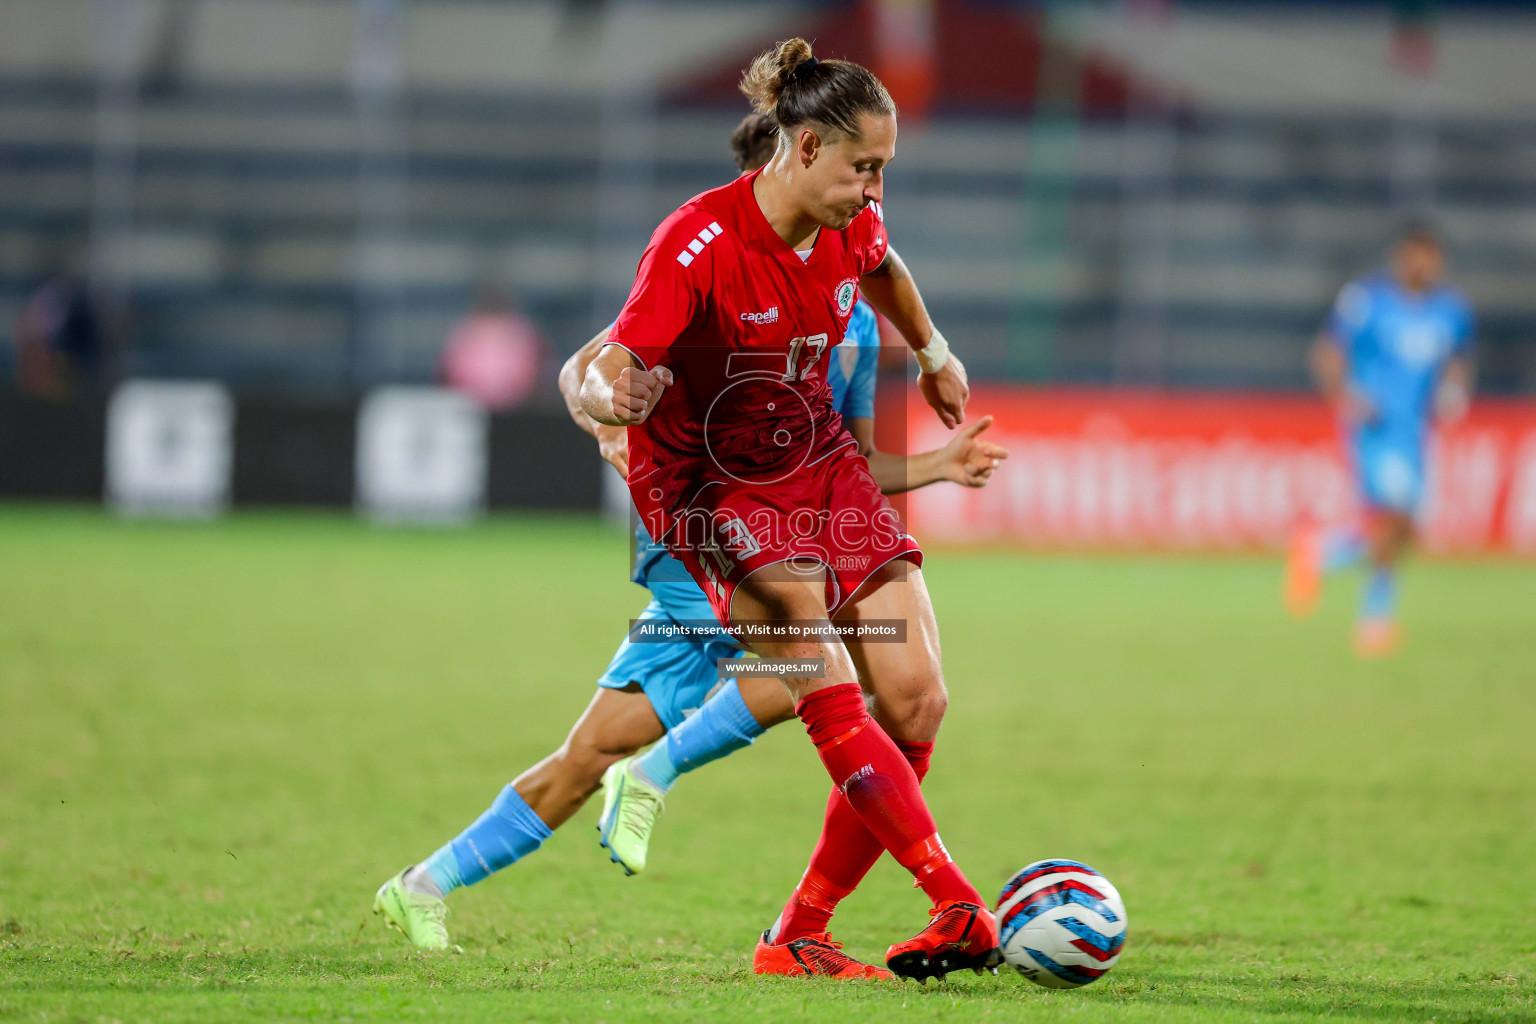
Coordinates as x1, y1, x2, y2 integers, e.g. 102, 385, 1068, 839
826, 300, 880, 421
1326, 272, 1473, 511
602, 300, 881, 726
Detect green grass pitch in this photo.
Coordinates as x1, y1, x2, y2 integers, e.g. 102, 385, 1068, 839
1, 506, 1533, 1023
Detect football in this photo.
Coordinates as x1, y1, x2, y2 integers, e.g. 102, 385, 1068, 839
997, 860, 1127, 988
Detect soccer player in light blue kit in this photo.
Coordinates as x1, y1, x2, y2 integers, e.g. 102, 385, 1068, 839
1285, 223, 1474, 656
374, 114, 1008, 949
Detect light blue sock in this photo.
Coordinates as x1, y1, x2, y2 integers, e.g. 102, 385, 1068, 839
1360, 566, 1397, 622
422, 783, 552, 895
633, 679, 765, 794
1321, 527, 1365, 573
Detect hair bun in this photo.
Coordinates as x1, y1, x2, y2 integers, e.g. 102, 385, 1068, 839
740, 37, 814, 114
737, 38, 895, 139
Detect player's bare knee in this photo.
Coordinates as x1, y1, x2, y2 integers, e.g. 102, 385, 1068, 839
555, 736, 627, 790
752, 587, 821, 623
909, 687, 949, 737
878, 680, 948, 743
586, 730, 644, 761
735, 562, 829, 624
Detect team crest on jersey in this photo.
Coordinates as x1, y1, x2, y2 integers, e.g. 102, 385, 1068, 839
834, 278, 858, 316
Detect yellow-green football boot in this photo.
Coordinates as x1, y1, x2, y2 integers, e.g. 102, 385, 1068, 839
373, 868, 450, 951
597, 755, 665, 876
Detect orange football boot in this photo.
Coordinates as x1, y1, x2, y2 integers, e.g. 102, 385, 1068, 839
753, 930, 894, 980
1284, 526, 1323, 620
885, 900, 1002, 982
1353, 618, 1403, 659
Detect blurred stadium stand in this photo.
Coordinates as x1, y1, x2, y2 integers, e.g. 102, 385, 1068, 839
2, 0, 1535, 397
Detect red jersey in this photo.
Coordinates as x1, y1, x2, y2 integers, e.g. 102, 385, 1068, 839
607, 169, 890, 545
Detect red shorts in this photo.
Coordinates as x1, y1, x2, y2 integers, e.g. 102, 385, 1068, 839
655, 442, 923, 628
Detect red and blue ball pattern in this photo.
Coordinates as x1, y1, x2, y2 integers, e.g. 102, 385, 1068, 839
996, 859, 1127, 988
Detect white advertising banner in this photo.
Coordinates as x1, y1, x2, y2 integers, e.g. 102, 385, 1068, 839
105, 380, 233, 518
356, 387, 487, 524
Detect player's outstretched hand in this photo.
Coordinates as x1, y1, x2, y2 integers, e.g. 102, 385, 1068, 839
943, 415, 1009, 487
612, 365, 673, 425
595, 424, 630, 477
918, 354, 968, 429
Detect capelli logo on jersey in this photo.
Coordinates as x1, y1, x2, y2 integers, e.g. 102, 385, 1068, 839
740, 306, 780, 325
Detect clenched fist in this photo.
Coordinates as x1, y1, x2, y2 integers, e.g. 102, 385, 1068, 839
611, 365, 674, 425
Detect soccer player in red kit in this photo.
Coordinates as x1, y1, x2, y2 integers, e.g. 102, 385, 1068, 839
581, 39, 1000, 982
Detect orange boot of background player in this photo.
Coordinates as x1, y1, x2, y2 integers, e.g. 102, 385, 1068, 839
1353, 618, 1403, 659
1283, 526, 1324, 620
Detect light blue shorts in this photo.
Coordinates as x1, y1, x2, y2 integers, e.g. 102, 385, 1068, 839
1352, 435, 1425, 514
597, 579, 743, 730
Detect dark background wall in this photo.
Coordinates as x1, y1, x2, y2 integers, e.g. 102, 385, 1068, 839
0, 388, 603, 511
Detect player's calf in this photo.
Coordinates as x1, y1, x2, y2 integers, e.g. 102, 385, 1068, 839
515, 685, 663, 828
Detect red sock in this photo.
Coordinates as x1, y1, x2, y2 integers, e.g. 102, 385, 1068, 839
791, 684, 978, 912
775, 737, 935, 942
895, 738, 933, 783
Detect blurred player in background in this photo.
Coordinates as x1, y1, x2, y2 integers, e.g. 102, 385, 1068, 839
13, 269, 107, 397
439, 288, 546, 411
1285, 223, 1474, 656
374, 112, 1007, 964
582, 39, 1003, 982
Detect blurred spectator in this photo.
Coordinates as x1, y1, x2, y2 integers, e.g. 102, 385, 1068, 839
439, 289, 546, 412
13, 275, 106, 398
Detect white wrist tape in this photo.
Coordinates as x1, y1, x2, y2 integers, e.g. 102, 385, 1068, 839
915, 329, 950, 375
